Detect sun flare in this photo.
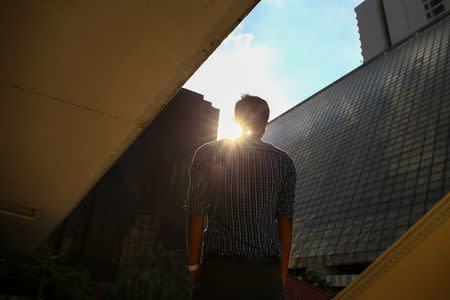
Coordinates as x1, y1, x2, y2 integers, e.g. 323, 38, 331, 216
218, 120, 243, 140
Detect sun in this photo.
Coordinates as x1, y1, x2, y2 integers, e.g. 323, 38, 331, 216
218, 119, 243, 140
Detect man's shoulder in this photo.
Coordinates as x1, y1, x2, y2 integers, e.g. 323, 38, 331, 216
196, 139, 293, 162
260, 142, 297, 177
196, 138, 228, 152
194, 138, 233, 157
259, 140, 293, 161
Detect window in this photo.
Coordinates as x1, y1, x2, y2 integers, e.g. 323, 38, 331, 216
423, 0, 445, 19
432, 4, 445, 16
429, 0, 442, 7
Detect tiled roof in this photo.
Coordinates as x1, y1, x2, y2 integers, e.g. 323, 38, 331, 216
264, 16, 450, 263
285, 274, 333, 300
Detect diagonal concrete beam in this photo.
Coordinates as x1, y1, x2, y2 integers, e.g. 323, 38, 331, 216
0, 0, 259, 254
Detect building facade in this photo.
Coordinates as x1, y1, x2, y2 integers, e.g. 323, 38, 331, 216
263, 11, 449, 287
44, 88, 219, 280
356, 0, 449, 62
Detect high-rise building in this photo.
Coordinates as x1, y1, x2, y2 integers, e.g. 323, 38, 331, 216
263, 6, 449, 288
44, 88, 219, 280
356, 0, 449, 62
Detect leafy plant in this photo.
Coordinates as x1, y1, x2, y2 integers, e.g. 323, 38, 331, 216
0, 251, 92, 300
102, 243, 190, 300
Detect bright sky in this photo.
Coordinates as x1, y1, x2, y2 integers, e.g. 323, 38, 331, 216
184, 0, 366, 139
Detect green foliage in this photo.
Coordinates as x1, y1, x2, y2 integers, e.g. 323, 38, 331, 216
0, 252, 92, 300
101, 243, 190, 300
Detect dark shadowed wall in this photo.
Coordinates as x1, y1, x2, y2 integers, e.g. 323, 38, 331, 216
45, 88, 219, 280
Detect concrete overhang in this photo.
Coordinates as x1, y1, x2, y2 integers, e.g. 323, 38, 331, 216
0, 0, 259, 254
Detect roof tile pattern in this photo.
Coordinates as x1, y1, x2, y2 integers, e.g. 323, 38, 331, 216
263, 17, 450, 261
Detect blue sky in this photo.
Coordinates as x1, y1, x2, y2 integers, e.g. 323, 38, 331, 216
184, 0, 365, 139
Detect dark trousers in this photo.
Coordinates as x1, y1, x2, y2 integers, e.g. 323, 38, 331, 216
191, 255, 284, 300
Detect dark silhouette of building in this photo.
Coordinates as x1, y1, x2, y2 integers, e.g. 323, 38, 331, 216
45, 88, 219, 280
263, 15, 449, 287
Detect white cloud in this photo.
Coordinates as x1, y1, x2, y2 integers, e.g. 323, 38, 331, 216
184, 32, 295, 139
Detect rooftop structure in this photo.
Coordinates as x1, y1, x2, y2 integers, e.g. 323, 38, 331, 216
356, 0, 449, 62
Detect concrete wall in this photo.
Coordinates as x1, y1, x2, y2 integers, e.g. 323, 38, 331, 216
384, 0, 450, 45
355, 0, 390, 62
0, 0, 259, 255
356, 0, 450, 61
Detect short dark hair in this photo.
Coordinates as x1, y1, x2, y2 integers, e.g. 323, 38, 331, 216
234, 94, 270, 130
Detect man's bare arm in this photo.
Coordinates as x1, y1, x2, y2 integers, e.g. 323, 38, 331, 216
186, 214, 205, 283
278, 217, 293, 286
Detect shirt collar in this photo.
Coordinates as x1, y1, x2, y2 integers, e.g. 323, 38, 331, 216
239, 133, 261, 141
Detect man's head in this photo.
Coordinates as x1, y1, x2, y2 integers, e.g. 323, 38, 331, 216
234, 94, 270, 138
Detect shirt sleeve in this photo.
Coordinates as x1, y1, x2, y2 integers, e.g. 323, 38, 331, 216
276, 156, 297, 220
184, 146, 209, 216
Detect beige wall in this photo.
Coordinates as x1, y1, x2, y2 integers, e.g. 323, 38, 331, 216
355, 0, 389, 62
384, 0, 450, 45
356, 0, 450, 60
0, 0, 259, 253
335, 193, 450, 300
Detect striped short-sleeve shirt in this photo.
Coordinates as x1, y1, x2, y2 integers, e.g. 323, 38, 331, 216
184, 135, 297, 260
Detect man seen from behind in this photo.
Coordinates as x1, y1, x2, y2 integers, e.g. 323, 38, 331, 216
185, 94, 297, 299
